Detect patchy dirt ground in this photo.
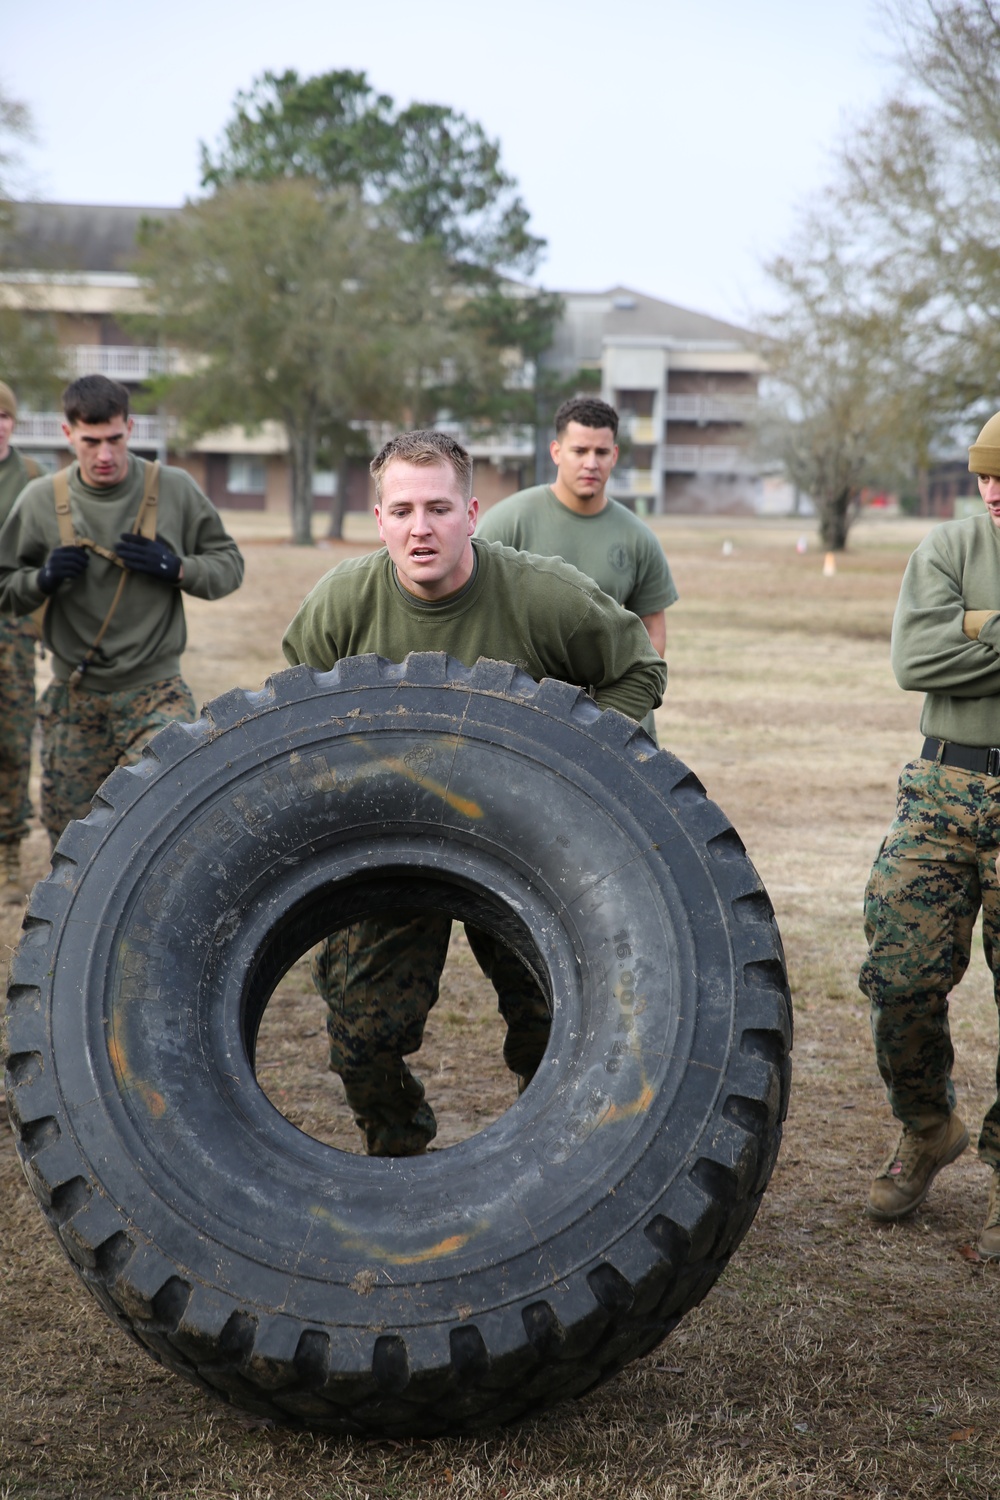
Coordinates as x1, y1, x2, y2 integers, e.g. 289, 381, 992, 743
3, 513, 1000, 1500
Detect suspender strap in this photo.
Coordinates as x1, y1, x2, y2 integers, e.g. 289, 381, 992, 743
52, 460, 160, 564
52, 467, 75, 545
30, 469, 77, 637
52, 460, 163, 687
136, 459, 159, 538
70, 572, 130, 686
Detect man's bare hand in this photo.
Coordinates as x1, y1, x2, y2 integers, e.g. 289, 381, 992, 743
962, 609, 998, 640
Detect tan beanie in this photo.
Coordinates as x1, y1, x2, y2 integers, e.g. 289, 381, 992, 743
0, 381, 16, 419
969, 411, 1000, 472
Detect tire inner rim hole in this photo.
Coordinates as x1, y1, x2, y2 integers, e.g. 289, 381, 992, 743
247, 872, 553, 1155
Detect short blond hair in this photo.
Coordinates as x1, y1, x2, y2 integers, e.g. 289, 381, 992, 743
0, 381, 17, 419
370, 430, 473, 501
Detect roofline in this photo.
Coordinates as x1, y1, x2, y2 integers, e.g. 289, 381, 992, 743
0, 269, 145, 289
13, 199, 177, 213
603, 334, 747, 352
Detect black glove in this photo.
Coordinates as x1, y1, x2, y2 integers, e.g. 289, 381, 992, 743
37, 545, 89, 596
115, 532, 182, 583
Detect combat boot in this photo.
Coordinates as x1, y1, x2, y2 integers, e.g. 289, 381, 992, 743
1, 842, 23, 903
867, 1113, 969, 1220
339, 1059, 438, 1157
978, 1169, 1000, 1259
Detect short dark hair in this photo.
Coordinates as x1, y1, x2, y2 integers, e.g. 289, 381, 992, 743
554, 396, 619, 439
62, 375, 130, 426
370, 429, 474, 501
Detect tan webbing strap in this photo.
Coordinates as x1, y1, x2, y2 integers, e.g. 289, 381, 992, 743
52, 467, 75, 545
28, 468, 75, 636
52, 458, 160, 565
136, 459, 159, 539
68, 571, 129, 686
61, 460, 163, 687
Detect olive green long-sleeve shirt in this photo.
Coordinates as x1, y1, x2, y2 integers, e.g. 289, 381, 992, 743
282, 539, 667, 725
0, 453, 244, 691
892, 513, 1000, 744
0, 446, 37, 530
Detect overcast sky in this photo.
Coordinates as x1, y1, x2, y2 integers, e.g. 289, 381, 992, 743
6, 0, 895, 326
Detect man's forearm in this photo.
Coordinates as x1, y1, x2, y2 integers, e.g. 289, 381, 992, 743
963, 609, 1000, 640
0, 564, 47, 618
640, 610, 666, 657
594, 657, 667, 722
178, 540, 244, 599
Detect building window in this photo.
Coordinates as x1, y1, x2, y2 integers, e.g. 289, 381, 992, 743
227, 456, 266, 494
312, 470, 337, 497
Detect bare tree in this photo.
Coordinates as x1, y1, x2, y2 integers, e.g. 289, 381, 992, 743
756, 2, 1000, 544
837, 1, 1000, 420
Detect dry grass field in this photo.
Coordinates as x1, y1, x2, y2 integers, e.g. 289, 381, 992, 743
3, 510, 1000, 1500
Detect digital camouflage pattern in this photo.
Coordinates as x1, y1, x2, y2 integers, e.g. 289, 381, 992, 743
0, 619, 37, 845
38, 675, 196, 843
859, 756, 1000, 1165
313, 909, 551, 1155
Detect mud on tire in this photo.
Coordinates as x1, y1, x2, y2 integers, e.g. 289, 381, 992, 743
3, 654, 791, 1436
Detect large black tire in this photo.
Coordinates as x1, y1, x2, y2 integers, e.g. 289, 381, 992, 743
4, 654, 791, 1436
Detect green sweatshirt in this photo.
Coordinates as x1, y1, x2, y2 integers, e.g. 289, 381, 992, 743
0, 447, 41, 637
892, 512, 1000, 744
0, 453, 244, 692
282, 539, 667, 724
0, 446, 38, 529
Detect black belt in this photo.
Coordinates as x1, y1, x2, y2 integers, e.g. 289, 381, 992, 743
922, 737, 1000, 776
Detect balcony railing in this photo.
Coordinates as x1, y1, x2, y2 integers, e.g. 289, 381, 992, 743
625, 415, 657, 444
664, 394, 757, 424
65, 345, 177, 381
437, 422, 535, 459
613, 467, 657, 497
663, 444, 755, 474
15, 412, 168, 448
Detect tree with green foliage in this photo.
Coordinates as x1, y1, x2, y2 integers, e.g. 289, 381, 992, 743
0, 88, 32, 195
0, 300, 64, 411
201, 68, 558, 459
0, 88, 63, 409
435, 280, 564, 463
200, 69, 544, 277
132, 181, 470, 544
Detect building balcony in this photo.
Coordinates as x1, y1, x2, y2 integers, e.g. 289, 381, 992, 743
64, 344, 178, 381
663, 444, 755, 474
16, 412, 168, 448
613, 467, 657, 497
625, 415, 657, 444
437, 422, 535, 460
664, 394, 757, 423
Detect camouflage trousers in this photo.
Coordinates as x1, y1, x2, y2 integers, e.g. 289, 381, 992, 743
312, 909, 551, 1155
38, 675, 196, 844
858, 755, 1000, 1165
0, 619, 37, 845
